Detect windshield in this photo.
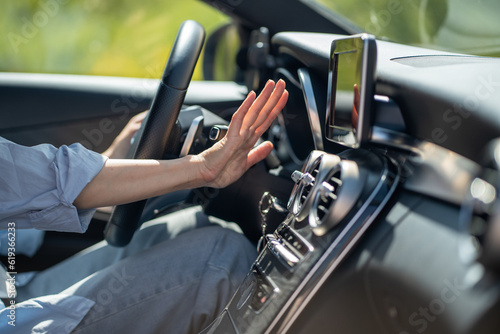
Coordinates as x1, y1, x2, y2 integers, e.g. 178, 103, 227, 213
304, 0, 500, 57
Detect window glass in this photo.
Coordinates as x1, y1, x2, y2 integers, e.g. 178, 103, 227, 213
305, 0, 500, 57
0, 0, 231, 80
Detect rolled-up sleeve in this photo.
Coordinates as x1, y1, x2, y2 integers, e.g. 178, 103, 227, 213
0, 137, 107, 233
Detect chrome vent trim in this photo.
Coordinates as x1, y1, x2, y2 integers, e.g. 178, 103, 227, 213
309, 159, 365, 236
314, 170, 342, 223
298, 162, 320, 210
289, 153, 322, 220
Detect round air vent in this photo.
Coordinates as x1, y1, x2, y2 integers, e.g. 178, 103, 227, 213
292, 159, 320, 214
313, 169, 342, 224
308, 159, 365, 236
288, 151, 325, 222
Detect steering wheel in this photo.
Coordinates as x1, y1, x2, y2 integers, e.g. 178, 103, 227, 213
104, 20, 205, 247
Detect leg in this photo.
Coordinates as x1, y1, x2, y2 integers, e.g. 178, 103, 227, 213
68, 225, 256, 334
16, 206, 242, 302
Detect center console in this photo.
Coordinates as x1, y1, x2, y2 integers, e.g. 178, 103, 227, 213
204, 149, 400, 333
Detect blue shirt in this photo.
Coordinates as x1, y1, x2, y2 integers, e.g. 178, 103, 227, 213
0, 137, 107, 332
0, 229, 45, 257
0, 137, 106, 232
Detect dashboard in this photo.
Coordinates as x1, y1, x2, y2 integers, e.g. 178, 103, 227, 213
204, 32, 500, 334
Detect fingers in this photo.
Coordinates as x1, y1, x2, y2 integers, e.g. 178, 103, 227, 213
250, 79, 286, 130
247, 141, 274, 167
133, 111, 148, 121
128, 111, 147, 127
241, 80, 276, 131
122, 111, 147, 135
255, 89, 288, 138
227, 91, 257, 137
227, 79, 287, 143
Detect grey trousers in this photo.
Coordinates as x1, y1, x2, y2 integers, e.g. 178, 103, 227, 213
17, 206, 257, 334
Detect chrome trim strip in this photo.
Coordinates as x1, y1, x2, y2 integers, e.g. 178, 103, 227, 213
298, 68, 324, 151
226, 310, 241, 334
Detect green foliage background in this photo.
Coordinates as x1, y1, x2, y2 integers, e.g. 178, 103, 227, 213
2, 0, 499, 81
0, 0, 230, 80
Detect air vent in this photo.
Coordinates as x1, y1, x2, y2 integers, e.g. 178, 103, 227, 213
288, 151, 326, 222
315, 170, 342, 223
296, 159, 321, 214
309, 159, 365, 236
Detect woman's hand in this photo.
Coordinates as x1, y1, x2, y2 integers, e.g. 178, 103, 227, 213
196, 79, 288, 188
74, 80, 288, 209
102, 111, 147, 159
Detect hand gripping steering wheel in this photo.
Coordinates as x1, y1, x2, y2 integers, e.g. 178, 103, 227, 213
104, 20, 205, 247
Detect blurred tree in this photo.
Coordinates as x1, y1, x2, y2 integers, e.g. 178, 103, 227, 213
0, 0, 230, 80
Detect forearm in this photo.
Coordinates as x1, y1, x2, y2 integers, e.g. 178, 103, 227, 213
74, 80, 287, 210
74, 156, 205, 210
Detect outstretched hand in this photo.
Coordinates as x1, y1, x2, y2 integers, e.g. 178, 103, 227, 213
196, 79, 288, 188
75, 80, 288, 210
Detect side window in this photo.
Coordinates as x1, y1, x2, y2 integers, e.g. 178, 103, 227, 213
1, 0, 233, 80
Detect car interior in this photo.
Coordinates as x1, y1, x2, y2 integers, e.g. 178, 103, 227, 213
1, 0, 500, 333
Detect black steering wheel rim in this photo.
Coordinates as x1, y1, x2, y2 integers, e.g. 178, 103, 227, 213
104, 20, 206, 247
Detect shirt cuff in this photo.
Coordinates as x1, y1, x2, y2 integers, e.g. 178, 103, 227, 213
32, 144, 106, 233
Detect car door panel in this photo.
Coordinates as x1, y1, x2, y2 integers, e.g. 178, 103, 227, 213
0, 73, 246, 151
